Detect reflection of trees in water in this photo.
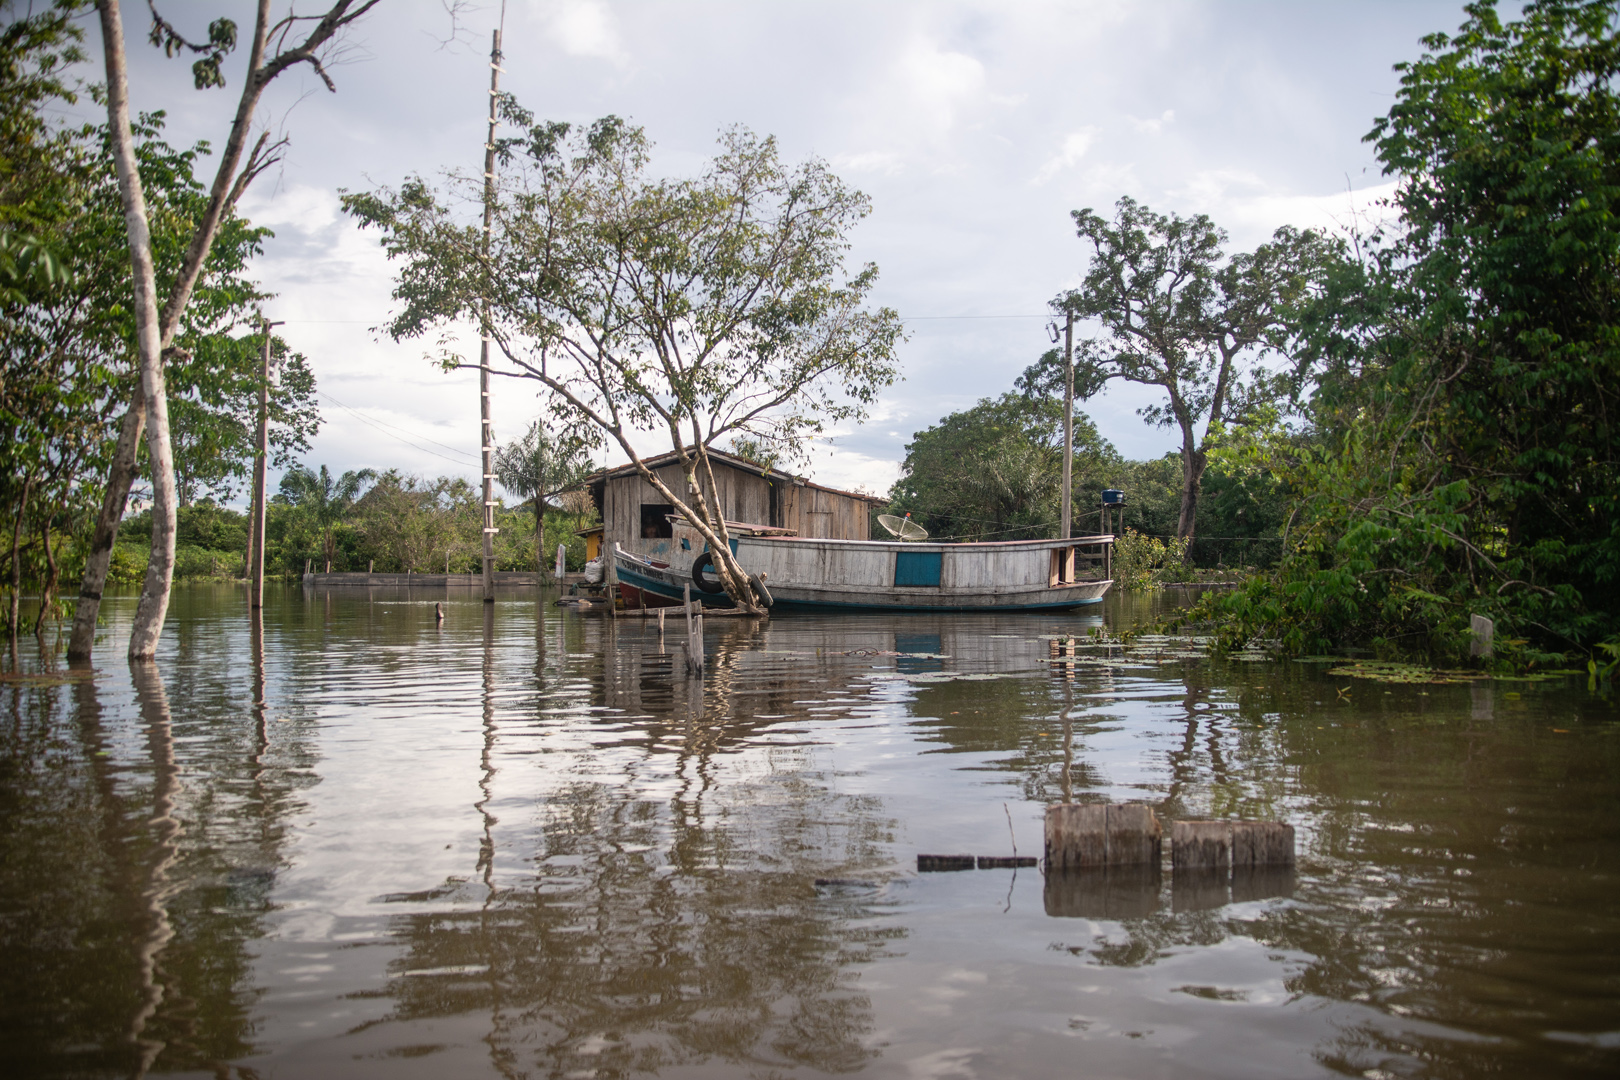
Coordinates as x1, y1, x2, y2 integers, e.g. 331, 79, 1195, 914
381, 779, 897, 1076
0, 619, 319, 1075
1030, 663, 1620, 1079
369, 613, 902, 1077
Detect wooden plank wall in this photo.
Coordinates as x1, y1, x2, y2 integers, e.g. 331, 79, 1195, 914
605, 460, 871, 566
781, 482, 870, 540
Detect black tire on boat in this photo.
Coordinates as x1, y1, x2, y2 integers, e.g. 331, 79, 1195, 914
749, 572, 773, 608
691, 552, 725, 594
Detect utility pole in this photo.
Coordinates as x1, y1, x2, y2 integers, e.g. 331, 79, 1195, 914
478, 27, 503, 604
248, 314, 283, 610
1060, 310, 1075, 540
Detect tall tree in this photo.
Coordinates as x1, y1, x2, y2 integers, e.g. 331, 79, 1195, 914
1368, 0, 1620, 642
345, 115, 903, 613
494, 419, 597, 577
1, 8, 274, 639
1204, 0, 1620, 662
171, 333, 320, 506
278, 464, 374, 573
80, 0, 379, 662
1056, 198, 1332, 543
888, 393, 1116, 542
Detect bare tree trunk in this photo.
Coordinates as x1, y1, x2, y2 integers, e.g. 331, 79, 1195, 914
541, 498, 554, 582
34, 513, 59, 638
1177, 442, 1207, 546
9, 476, 31, 642
100, 0, 177, 662
68, 382, 145, 660
74, 0, 379, 660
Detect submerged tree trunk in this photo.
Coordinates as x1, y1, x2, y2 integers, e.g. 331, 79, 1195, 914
35, 513, 59, 638
68, 383, 145, 660
99, 0, 176, 662
9, 476, 31, 641
534, 496, 544, 579
1176, 441, 1207, 546
75, 0, 372, 659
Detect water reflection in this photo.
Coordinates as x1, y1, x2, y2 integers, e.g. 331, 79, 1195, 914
0, 587, 1615, 1077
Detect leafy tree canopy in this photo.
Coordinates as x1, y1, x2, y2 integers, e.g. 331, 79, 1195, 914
345, 113, 903, 610
1054, 198, 1336, 542
887, 392, 1117, 542
1201, 0, 1620, 665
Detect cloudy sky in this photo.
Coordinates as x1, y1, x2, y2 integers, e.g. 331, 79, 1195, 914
97, 0, 1472, 498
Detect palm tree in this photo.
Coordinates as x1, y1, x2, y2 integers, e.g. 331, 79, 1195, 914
494, 421, 596, 577
279, 465, 375, 572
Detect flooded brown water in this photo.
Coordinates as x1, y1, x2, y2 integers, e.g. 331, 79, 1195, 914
1, 585, 1617, 1079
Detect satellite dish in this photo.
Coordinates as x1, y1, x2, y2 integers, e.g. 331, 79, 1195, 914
878, 513, 929, 541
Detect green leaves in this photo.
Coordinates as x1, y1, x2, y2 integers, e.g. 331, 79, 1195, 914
147, 10, 238, 90
347, 111, 903, 480
887, 393, 1117, 541
1056, 197, 1336, 540
1199, 1, 1620, 666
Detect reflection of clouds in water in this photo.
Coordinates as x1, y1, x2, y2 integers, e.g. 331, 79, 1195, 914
908, 1045, 981, 1078
7, 593, 1617, 1077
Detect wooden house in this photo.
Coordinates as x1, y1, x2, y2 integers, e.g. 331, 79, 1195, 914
586, 448, 884, 572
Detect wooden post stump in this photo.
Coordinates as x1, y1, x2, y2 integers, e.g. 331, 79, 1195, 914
1171, 821, 1232, 873
1231, 821, 1294, 868
1044, 803, 1161, 869
1107, 804, 1162, 866
1045, 804, 1107, 869
917, 854, 975, 872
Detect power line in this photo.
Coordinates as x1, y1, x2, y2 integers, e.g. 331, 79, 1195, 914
317, 390, 481, 467
900, 314, 1048, 321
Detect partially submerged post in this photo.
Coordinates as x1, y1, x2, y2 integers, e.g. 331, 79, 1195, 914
1044, 803, 1162, 869
1231, 822, 1294, 868
1171, 821, 1232, 873
247, 315, 282, 610
1171, 820, 1294, 870
683, 583, 703, 676
1470, 614, 1495, 658
476, 27, 503, 606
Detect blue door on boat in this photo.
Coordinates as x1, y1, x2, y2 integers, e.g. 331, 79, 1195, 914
893, 550, 943, 587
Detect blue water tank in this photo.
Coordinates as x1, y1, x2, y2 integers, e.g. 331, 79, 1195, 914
1102, 488, 1125, 505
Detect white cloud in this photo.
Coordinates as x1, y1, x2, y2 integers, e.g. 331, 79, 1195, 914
542, 0, 627, 65
897, 41, 987, 134
834, 150, 905, 176
1167, 170, 1401, 243
1131, 108, 1175, 134
1033, 129, 1098, 185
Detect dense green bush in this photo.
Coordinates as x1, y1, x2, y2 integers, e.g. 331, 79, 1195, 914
1197, 1, 1620, 668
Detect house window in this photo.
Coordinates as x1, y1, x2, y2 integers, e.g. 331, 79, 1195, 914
640, 503, 675, 539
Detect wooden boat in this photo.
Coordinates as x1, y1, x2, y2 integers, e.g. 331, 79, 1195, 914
612, 519, 1113, 612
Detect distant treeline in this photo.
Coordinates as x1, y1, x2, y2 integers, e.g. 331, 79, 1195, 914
882, 392, 1283, 571
104, 468, 598, 586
